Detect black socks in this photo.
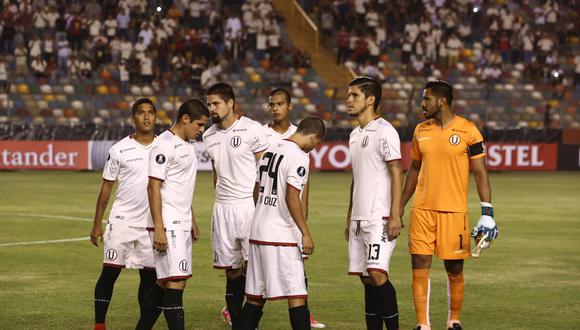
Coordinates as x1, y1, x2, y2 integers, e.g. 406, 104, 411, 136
94, 266, 122, 324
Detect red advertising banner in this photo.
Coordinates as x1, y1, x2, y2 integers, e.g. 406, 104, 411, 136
309, 142, 412, 170
309, 142, 557, 171
485, 143, 557, 171
0, 141, 89, 170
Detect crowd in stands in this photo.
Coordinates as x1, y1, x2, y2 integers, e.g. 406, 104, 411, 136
303, 0, 578, 88
0, 0, 314, 93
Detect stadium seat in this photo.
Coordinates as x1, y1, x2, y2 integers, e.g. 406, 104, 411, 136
17, 84, 29, 94
71, 100, 84, 110
130, 86, 142, 95
40, 84, 52, 94
96, 85, 109, 95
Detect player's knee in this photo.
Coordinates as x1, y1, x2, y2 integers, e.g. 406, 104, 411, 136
226, 268, 244, 280
444, 259, 463, 275
411, 254, 432, 269
359, 275, 374, 286
368, 270, 388, 286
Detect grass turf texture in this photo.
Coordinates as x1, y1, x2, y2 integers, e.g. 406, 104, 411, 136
0, 171, 579, 329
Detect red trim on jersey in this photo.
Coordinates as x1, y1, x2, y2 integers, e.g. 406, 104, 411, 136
102, 178, 115, 183
385, 158, 402, 163
157, 275, 192, 281
103, 263, 125, 269
146, 227, 167, 232
367, 268, 388, 274
143, 266, 156, 271
249, 239, 298, 247
148, 176, 165, 182
167, 129, 176, 135
245, 293, 308, 301
348, 272, 364, 276
382, 216, 390, 221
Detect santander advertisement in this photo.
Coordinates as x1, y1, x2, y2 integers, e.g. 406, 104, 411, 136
0, 141, 559, 171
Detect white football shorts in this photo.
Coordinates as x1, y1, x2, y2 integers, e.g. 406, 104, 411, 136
149, 229, 192, 281
245, 243, 307, 300
348, 219, 397, 276
211, 198, 255, 270
103, 223, 155, 269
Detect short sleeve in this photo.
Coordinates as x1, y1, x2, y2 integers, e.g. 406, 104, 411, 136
411, 126, 422, 161
148, 143, 172, 181
467, 123, 485, 159
287, 153, 309, 191
102, 148, 120, 182
249, 126, 270, 153
468, 123, 484, 146
379, 125, 401, 162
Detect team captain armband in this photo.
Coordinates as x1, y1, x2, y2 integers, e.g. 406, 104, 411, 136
468, 141, 484, 156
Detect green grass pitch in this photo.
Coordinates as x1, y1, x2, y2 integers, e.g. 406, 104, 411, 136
1, 171, 579, 329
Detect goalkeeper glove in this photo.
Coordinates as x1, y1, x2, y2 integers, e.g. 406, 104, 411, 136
471, 202, 498, 242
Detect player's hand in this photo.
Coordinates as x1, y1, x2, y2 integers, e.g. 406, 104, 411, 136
302, 234, 314, 255
472, 215, 498, 242
387, 216, 402, 241
153, 227, 168, 252
90, 224, 104, 247
191, 222, 200, 244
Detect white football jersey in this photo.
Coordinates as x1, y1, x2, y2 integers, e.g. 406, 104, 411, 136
203, 116, 269, 201
349, 118, 401, 221
263, 123, 297, 144
103, 135, 156, 228
148, 130, 198, 230
251, 140, 310, 245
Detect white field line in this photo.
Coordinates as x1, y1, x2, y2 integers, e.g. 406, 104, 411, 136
2, 213, 92, 222
0, 213, 92, 247
0, 237, 89, 247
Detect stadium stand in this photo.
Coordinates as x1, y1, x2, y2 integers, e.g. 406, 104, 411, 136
0, 0, 578, 141
299, 0, 579, 130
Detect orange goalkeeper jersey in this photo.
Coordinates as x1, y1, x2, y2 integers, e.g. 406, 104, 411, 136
411, 115, 485, 213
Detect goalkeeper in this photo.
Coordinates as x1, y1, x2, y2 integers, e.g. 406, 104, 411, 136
400, 80, 498, 330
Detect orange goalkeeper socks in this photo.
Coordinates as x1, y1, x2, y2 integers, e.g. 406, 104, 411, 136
412, 268, 430, 326
447, 272, 465, 322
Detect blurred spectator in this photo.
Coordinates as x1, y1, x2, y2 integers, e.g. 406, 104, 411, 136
15, 44, 28, 77
446, 33, 463, 67
30, 55, 47, 78
574, 55, 580, 89
0, 56, 7, 93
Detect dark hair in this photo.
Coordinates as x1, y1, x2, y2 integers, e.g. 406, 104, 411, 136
269, 87, 291, 104
297, 116, 326, 139
131, 98, 156, 116
206, 82, 235, 106
176, 98, 210, 122
425, 80, 453, 106
348, 76, 382, 111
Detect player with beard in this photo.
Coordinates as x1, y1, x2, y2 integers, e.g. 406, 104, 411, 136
345, 77, 402, 330
202, 82, 269, 329
400, 80, 498, 330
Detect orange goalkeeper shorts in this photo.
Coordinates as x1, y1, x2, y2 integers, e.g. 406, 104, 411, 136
408, 208, 470, 260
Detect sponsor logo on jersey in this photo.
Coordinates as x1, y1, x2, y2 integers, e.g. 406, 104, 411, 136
233, 128, 247, 132
106, 249, 118, 261
174, 144, 183, 149
449, 134, 461, 145
361, 135, 369, 148
230, 136, 242, 148
156, 154, 166, 164
120, 147, 136, 153
452, 128, 467, 133
297, 166, 306, 177
179, 260, 188, 273
126, 157, 143, 162
115, 215, 125, 220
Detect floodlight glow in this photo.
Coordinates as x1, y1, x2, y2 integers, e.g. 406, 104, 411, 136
473, 7, 479, 13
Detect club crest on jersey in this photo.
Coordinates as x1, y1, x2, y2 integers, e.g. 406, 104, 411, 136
179, 260, 188, 273
230, 135, 242, 148
297, 166, 306, 177
155, 154, 166, 164
361, 135, 369, 148
449, 134, 461, 145
105, 249, 118, 261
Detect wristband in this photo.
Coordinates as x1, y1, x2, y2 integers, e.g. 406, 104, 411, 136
480, 202, 494, 217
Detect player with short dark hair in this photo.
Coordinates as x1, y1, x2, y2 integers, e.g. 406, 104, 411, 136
135, 98, 209, 330
345, 76, 402, 330
401, 80, 498, 330
90, 97, 157, 330
240, 116, 326, 330
203, 82, 270, 329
